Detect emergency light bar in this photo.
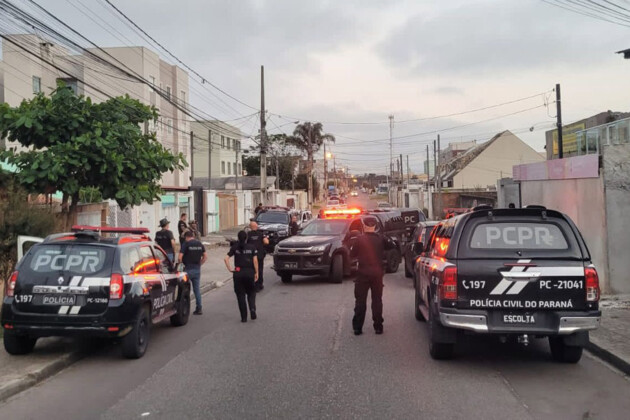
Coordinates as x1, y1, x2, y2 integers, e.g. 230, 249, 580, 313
322, 208, 362, 218
71, 225, 150, 235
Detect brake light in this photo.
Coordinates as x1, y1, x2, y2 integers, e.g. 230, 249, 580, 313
440, 266, 458, 300
585, 267, 600, 302
5, 271, 18, 297
109, 273, 124, 300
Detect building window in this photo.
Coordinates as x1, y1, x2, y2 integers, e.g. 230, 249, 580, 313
56, 78, 78, 94
149, 76, 156, 89
166, 86, 171, 101
238, 163, 241, 174
181, 90, 186, 104
221, 136, 225, 148
32, 76, 41, 94
228, 161, 232, 175
227, 138, 231, 150
221, 161, 225, 175
167, 119, 173, 134
235, 140, 240, 152
233, 162, 237, 175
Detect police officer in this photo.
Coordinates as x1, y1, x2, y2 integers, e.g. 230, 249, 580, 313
178, 231, 207, 315
289, 215, 300, 236
224, 230, 259, 322
178, 213, 188, 244
247, 221, 269, 292
155, 218, 176, 262
352, 216, 388, 335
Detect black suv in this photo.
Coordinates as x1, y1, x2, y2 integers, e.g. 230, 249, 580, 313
404, 221, 438, 278
273, 216, 379, 284
255, 207, 295, 253
2, 226, 191, 359
414, 207, 601, 362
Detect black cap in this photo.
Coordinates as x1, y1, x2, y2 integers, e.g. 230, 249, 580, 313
159, 218, 170, 228
363, 216, 378, 227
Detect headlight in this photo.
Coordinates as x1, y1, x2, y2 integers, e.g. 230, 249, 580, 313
311, 244, 329, 253
274, 244, 280, 253
278, 229, 289, 237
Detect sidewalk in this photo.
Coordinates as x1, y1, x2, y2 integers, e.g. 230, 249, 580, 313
0, 247, 233, 402
587, 294, 630, 375
201, 225, 246, 249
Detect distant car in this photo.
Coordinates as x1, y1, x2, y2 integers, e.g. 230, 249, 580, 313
327, 199, 340, 207
2, 226, 191, 359
350, 191, 358, 197
255, 208, 294, 252
404, 221, 438, 278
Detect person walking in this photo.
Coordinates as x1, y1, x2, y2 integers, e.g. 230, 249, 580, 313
155, 218, 176, 262
178, 213, 188, 244
224, 230, 259, 322
178, 231, 207, 315
247, 221, 269, 292
352, 216, 388, 335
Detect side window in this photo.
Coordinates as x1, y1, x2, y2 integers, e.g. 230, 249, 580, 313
120, 246, 141, 274
427, 225, 442, 255
136, 246, 159, 274
153, 247, 172, 275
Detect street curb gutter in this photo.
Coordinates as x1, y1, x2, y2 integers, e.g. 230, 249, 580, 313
587, 339, 630, 376
0, 275, 232, 403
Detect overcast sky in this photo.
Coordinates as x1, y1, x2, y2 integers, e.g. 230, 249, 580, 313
26, 0, 630, 174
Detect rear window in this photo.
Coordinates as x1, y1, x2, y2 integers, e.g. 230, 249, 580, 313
469, 223, 568, 250
24, 244, 113, 275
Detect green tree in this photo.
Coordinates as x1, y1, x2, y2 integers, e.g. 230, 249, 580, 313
0, 86, 187, 229
285, 122, 335, 205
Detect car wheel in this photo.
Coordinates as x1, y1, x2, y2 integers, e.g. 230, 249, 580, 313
330, 254, 343, 284
549, 336, 583, 363
170, 289, 191, 327
404, 256, 412, 278
280, 273, 293, 283
122, 306, 150, 359
3, 332, 37, 355
428, 298, 454, 360
386, 250, 400, 273
414, 282, 426, 322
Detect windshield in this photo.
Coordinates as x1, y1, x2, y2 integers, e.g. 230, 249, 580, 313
23, 244, 114, 275
469, 222, 569, 250
256, 212, 289, 224
300, 220, 348, 236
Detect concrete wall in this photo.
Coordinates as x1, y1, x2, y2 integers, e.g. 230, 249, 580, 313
191, 121, 242, 181
602, 143, 630, 293
497, 178, 521, 208
520, 177, 610, 292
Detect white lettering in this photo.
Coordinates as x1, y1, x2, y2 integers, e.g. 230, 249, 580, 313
82, 256, 100, 272
51, 255, 66, 270
33, 255, 52, 270
486, 227, 501, 245
535, 227, 553, 246
517, 226, 533, 243
65, 255, 83, 270
503, 227, 517, 245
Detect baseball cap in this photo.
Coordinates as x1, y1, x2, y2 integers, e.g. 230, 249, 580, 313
159, 218, 170, 228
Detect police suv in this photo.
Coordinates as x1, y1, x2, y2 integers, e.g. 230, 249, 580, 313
2, 226, 191, 359
414, 206, 600, 362
255, 207, 295, 253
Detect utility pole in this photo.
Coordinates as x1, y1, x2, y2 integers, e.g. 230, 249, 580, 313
260, 65, 267, 205
190, 131, 194, 185
556, 83, 563, 159
324, 142, 328, 196
433, 140, 437, 219
406, 155, 410, 185
426, 144, 432, 219
437, 135, 442, 219
307, 124, 313, 210
235, 147, 239, 191
207, 130, 212, 189
389, 115, 394, 203
275, 155, 280, 190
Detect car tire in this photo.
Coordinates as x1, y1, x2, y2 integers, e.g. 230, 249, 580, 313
386, 250, 400, 273
122, 306, 150, 359
404, 256, 412, 278
330, 254, 343, 284
414, 282, 426, 322
549, 336, 583, 363
3, 332, 37, 355
170, 289, 191, 327
428, 298, 454, 360
280, 273, 293, 283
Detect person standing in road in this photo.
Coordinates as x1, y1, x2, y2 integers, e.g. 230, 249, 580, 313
289, 215, 300, 236
178, 213, 188, 244
352, 216, 387, 335
247, 221, 269, 292
254, 203, 263, 217
155, 218, 176, 262
189, 220, 201, 240
224, 230, 259, 322
179, 231, 207, 315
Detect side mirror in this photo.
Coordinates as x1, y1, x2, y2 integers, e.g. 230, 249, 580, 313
413, 242, 424, 253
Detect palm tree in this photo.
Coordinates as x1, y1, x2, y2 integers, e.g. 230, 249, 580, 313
286, 122, 335, 207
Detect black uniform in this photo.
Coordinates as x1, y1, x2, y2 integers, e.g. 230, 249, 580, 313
247, 230, 266, 290
178, 220, 188, 243
155, 229, 175, 255
227, 243, 258, 321
289, 220, 300, 236
352, 232, 386, 333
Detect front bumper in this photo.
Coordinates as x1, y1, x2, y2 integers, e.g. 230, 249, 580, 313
438, 308, 601, 335
273, 252, 330, 275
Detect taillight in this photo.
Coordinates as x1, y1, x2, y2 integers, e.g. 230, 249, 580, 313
109, 273, 124, 300
585, 267, 600, 302
5, 271, 18, 297
440, 266, 458, 300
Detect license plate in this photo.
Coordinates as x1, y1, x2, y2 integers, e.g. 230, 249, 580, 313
503, 314, 536, 324
284, 262, 298, 269
37, 295, 78, 306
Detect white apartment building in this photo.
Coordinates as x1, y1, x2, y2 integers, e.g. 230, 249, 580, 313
190, 120, 242, 184
0, 34, 191, 190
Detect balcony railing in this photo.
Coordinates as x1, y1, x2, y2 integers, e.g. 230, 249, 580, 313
575, 117, 630, 156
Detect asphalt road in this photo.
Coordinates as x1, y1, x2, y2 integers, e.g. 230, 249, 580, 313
2, 194, 630, 419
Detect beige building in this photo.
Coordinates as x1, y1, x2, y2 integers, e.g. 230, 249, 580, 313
439, 130, 544, 190
0, 34, 190, 190
190, 120, 242, 184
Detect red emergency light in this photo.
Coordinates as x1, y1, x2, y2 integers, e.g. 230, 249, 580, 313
323, 208, 362, 219
71, 225, 150, 235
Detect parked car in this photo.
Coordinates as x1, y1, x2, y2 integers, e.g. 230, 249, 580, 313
404, 221, 438, 278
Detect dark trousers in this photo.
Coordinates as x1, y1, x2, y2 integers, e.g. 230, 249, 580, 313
256, 256, 265, 289
352, 276, 384, 331
234, 271, 256, 321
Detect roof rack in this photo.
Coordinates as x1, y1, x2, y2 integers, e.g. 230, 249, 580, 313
524, 205, 547, 210
471, 205, 493, 212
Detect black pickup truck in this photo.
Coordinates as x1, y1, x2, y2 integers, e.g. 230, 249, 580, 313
414, 207, 601, 362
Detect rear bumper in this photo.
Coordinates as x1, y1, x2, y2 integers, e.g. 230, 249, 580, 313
3, 323, 133, 338
438, 308, 601, 335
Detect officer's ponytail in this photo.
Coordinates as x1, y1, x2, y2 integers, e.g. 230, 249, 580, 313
237, 230, 247, 251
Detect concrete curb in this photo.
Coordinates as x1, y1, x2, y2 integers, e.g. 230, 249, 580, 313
0, 275, 232, 403
587, 339, 630, 376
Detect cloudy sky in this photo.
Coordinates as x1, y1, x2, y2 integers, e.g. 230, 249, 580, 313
24, 0, 630, 174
